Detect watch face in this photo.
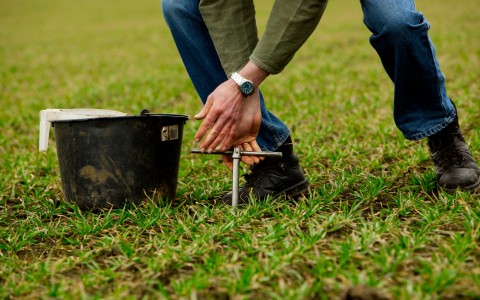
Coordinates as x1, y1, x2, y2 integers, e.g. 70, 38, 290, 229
241, 81, 254, 95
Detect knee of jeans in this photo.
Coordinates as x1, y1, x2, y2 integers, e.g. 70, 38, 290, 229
367, 10, 429, 39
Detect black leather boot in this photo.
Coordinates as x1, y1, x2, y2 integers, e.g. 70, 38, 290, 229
222, 137, 309, 205
428, 112, 480, 192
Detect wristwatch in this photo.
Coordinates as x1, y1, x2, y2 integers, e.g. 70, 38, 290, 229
231, 72, 255, 96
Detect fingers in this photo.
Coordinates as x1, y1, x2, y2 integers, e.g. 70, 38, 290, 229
240, 142, 257, 165
217, 129, 234, 152
248, 140, 264, 162
194, 94, 234, 151
201, 121, 230, 152
194, 96, 213, 120
222, 154, 233, 171
194, 117, 215, 147
196, 109, 236, 152
194, 97, 215, 144
249, 140, 262, 153
220, 140, 264, 170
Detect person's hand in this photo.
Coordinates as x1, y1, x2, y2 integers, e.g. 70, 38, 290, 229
194, 79, 263, 165
221, 140, 263, 170
194, 61, 270, 169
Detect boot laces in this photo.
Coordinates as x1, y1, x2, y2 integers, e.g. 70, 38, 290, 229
431, 133, 470, 169
243, 160, 285, 188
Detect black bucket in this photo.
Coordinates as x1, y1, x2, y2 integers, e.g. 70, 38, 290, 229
52, 112, 188, 209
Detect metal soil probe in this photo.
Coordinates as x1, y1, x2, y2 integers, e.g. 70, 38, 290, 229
190, 147, 282, 206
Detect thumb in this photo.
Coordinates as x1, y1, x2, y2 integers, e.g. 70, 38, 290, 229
195, 96, 213, 120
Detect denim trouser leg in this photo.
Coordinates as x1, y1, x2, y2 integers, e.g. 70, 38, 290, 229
162, 0, 290, 151
361, 0, 456, 140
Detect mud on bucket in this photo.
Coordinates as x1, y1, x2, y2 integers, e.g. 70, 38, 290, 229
39, 109, 188, 210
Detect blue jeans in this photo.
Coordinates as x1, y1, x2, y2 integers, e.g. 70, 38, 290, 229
162, 0, 456, 150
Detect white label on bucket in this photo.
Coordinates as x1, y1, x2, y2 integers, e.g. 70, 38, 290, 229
161, 125, 179, 141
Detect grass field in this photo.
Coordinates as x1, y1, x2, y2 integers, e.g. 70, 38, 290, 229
1, 0, 480, 299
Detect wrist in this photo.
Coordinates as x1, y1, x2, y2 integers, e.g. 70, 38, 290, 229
236, 61, 269, 89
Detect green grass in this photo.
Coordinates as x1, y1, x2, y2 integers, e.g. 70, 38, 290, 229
1, 0, 480, 299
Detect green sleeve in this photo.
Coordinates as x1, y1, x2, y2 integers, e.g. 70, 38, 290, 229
199, 0, 258, 76
199, 0, 329, 75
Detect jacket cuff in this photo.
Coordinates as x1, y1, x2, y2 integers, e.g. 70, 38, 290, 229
249, 55, 283, 75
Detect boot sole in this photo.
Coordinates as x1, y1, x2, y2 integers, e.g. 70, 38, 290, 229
439, 176, 480, 193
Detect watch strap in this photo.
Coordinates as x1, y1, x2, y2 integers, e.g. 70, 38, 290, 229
231, 72, 246, 86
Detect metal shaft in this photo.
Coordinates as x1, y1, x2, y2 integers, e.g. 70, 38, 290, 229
232, 147, 241, 207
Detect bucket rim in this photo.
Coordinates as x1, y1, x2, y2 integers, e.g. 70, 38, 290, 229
51, 113, 189, 124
